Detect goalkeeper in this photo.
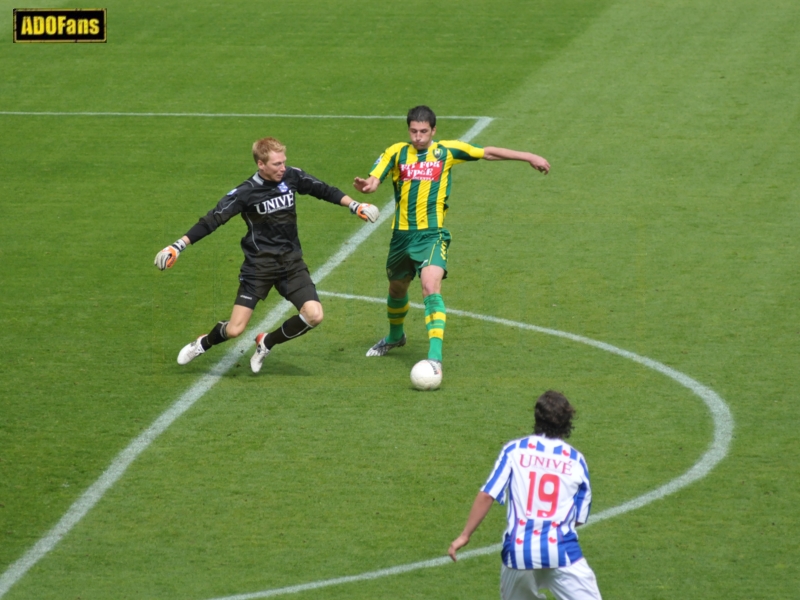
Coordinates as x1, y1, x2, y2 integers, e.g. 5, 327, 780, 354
155, 136, 379, 373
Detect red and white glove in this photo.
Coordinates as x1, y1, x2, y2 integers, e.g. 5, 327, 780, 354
349, 200, 380, 223
154, 239, 187, 270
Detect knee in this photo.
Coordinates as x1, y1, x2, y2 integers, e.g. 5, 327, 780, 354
225, 321, 246, 338
421, 280, 442, 297
389, 278, 411, 299
420, 267, 444, 297
301, 301, 324, 327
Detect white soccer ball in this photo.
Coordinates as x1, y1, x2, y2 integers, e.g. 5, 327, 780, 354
410, 359, 442, 391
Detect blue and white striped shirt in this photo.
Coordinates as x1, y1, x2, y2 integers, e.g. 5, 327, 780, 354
482, 435, 592, 569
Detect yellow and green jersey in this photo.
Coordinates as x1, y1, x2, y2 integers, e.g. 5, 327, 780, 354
369, 140, 484, 231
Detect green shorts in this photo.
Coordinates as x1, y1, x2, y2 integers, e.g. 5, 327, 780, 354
385, 229, 451, 281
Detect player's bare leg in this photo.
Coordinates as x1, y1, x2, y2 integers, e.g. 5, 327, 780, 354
299, 299, 324, 327
366, 277, 412, 357
177, 304, 253, 365
251, 300, 321, 373
225, 304, 254, 338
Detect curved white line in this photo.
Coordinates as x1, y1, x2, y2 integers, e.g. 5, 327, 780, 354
203, 291, 734, 600
0, 119, 494, 598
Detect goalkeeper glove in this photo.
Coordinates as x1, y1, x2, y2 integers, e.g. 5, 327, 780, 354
154, 238, 187, 270
349, 200, 380, 223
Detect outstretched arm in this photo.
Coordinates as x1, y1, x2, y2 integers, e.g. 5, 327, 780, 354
353, 175, 381, 194
483, 146, 550, 174
154, 235, 191, 270
339, 194, 380, 223
155, 189, 247, 270
448, 491, 495, 561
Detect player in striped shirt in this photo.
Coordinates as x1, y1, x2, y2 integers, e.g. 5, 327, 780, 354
354, 106, 550, 376
448, 391, 602, 600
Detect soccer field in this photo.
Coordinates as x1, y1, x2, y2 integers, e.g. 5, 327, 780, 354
1, 1, 799, 598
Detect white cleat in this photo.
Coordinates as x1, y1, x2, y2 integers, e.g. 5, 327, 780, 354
177, 335, 206, 365
366, 334, 407, 357
250, 332, 271, 373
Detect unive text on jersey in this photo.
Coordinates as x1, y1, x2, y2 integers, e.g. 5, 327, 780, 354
256, 192, 295, 215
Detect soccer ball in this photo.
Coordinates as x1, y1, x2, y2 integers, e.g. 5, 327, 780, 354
410, 359, 442, 391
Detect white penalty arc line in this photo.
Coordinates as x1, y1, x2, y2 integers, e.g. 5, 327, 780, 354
201, 291, 735, 600
0, 116, 494, 598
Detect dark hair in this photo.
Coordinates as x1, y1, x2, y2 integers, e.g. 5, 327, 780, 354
407, 105, 436, 128
534, 390, 576, 439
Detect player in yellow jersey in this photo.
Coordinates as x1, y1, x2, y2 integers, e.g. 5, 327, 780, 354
354, 106, 550, 376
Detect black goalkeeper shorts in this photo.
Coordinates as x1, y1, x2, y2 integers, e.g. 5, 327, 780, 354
234, 258, 319, 310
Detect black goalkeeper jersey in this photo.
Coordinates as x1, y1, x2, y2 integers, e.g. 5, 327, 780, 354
184, 167, 345, 270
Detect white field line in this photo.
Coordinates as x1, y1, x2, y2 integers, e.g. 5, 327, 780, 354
198, 292, 735, 600
0, 111, 487, 120
0, 117, 493, 598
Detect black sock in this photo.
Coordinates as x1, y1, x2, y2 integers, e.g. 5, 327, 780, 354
203, 321, 229, 350
265, 315, 313, 349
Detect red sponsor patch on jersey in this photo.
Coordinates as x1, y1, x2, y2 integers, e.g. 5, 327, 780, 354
400, 161, 443, 182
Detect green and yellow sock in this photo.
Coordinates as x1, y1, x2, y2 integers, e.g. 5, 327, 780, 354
386, 294, 409, 343
423, 293, 446, 362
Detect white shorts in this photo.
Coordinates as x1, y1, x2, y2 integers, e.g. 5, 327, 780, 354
500, 560, 602, 600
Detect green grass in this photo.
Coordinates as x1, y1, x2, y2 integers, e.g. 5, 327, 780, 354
1, 0, 799, 598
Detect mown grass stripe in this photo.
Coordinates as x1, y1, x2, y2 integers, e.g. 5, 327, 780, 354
0, 116, 493, 599
0, 111, 488, 120
198, 290, 733, 600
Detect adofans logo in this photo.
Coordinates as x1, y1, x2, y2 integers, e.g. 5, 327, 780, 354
14, 9, 106, 43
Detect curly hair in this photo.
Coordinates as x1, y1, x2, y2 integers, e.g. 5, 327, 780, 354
534, 390, 576, 439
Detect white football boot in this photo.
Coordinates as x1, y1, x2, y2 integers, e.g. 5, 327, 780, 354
250, 333, 271, 373
177, 335, 206, 365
